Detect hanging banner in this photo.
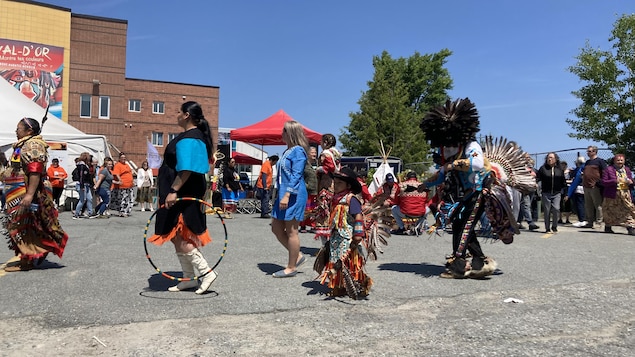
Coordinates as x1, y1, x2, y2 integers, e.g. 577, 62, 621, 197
0, 38, 64, 118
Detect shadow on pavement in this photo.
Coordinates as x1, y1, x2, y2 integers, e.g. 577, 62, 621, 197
377, 262, 445, 277
140, 273, 220, 299
138, 290, 219, 300
34, 260, 65, 270
257, 262, 284, 275
301, 280, 329, 296
300, 246, 319, 257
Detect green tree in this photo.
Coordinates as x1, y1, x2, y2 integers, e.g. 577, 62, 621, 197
340, 50, 453, 168
567, 14, 635, 162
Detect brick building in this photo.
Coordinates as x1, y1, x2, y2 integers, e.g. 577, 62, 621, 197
0, 0, 219, 167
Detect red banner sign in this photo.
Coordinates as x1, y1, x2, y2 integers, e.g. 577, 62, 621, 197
0, 39, 64, 71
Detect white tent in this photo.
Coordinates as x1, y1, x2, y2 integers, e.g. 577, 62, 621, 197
0, 78, 111, 175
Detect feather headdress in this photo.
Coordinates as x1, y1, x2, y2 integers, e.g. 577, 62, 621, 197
483, 136, 537, 195
419, 98, 480, 148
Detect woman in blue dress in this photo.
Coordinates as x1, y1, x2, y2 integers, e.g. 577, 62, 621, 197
271, 120, 309, 278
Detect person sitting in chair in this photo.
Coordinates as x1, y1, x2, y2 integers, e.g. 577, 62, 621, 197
391, 171, 429, 235
370, 173, 399, 208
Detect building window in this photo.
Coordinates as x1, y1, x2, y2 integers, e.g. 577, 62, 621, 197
152, 101, 164, 114
167, 133, 178, 143
152, 131, 164, 146
98, 96, 110, 119
129, 99, 141, 112
80, 94, 91, 118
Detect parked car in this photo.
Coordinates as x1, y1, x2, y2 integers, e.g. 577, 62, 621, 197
239, 172, 253, 191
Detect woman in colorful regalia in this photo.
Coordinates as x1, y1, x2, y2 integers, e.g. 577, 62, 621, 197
315, 167, 372, 299
419, 98, 519, 279
148, 101, 218, 294
2, 117, 68, 272
601, 154, 635, 235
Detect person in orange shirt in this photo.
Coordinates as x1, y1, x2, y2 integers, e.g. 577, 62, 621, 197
255, 155, 279, 218
46, 158, 68, 207
111, 152, 135, 217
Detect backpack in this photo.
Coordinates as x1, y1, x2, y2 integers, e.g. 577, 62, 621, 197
72, 167, 80, 182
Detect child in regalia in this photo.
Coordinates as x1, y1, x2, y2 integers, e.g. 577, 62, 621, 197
314, 167, 371, 299
313, 134, 341, 242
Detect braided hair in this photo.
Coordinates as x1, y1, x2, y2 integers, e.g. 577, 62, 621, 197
20, 104, 49, 137
20, 117, 42, 136
181, 101, 213, 159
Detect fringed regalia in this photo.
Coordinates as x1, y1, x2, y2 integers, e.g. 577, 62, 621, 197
313, 147, 341, 240
602, 164, 635, 230
3, 135, 68, 267
315, 191, 372, 299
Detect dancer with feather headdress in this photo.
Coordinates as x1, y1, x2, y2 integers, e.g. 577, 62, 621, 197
419, 98, 531, 279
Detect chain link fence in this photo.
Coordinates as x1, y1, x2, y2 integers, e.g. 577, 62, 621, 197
400, 147, 616, 178
529, 148, 614, 169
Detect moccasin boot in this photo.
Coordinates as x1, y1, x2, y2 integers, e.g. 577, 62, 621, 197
440, 257, 469, 279
190, 248, 218, 294
168, 252, 199, 292
4, 258, 34, 272
466, 256, 498, 279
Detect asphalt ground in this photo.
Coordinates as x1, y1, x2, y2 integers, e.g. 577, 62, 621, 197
0, 207, 634, 356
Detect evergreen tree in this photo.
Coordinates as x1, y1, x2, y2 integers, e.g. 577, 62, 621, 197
340, 50, 453, 169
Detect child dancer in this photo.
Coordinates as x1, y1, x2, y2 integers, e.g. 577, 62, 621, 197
315, 167, 371, 299
314, 134, 341, 242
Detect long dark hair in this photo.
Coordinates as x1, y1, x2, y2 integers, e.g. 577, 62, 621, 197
181, 101, 213, 158
20, 117, 42, 136
321, 133, 336, 149
20, 104, 49, 138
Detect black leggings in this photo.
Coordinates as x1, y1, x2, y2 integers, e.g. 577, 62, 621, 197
52, 187, 64, 206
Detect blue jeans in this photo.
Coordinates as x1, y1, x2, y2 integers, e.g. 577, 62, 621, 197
258, 187, 271, 216
391, 205, 427, 229
572, 192, 585, 221
519, 192, 535, 224
75, 184, 94, 216
95, 187, 111, 215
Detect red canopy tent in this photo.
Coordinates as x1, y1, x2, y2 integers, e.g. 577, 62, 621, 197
231, 152, 263, 165
230, 109, 322, 145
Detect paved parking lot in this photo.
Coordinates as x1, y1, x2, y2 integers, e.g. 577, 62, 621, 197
0, 209, 634, 356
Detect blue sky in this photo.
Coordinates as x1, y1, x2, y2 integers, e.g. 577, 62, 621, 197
45, 0, 634, 156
